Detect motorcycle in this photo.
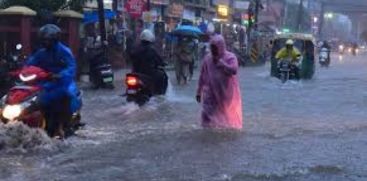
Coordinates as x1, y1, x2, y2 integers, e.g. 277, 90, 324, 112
278, 58, 299, 83
319, 48, 330, 67
0, 44, 24, 97
89, 49, 114, 89
352, 48, 358, 56
338, 44, 345, 55
233, 45, 247, 67
0, 66, 82, 137
124, 68, 168, 106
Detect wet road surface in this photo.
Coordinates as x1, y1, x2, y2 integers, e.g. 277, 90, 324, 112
1, 53, 367, 181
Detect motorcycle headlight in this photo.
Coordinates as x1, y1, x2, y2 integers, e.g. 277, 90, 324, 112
2, 105, 22, 121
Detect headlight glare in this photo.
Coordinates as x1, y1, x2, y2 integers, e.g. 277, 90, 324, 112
2, 105, 22, 121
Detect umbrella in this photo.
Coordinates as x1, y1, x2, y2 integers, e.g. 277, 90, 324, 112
172, 25, 203, 38
83, 10, 116, 24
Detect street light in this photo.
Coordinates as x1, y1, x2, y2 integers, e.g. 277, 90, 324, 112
313, 17, 318, 23
324, 12, 333, 19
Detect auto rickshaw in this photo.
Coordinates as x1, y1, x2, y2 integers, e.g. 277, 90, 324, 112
270, 33, 315, 80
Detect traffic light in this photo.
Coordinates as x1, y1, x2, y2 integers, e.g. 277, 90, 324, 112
242, 14, 249, 25
242, 12, 255, 27
249, 13, 255, 27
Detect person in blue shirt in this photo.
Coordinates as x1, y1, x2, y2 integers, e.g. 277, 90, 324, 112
26, 24, 80, 138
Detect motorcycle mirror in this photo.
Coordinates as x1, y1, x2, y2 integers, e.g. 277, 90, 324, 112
16, 44, 22, 50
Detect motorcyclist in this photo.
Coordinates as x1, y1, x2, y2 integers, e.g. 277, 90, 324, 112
26, 24, 79, 138
321, 41, 331, 50
130, 29, 167, 94
352, 42, 358, 55
275, 39, 301, 79
320, 40, 331, 62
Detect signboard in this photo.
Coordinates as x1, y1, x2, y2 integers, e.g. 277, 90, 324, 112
125, 0, 146, 19
142, 12, 153, 23
183, 9, 195, 21
213, 0, 229, 6
234, 1, 250, 10
117, 0, 124, 11
142, 9, 159, 22
151, 0, 169, 5
217, 5, 229, 17
167, 3, 184, 18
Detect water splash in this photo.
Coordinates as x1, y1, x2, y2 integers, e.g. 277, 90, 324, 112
165, 78, 175, 100
0, 122, 54, 152
165, 79, 195, 103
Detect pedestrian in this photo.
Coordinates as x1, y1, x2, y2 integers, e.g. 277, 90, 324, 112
239, 27, 245, 50
188, 38, 199, 81
174, 36, 193, 85
196, 34, 243, 129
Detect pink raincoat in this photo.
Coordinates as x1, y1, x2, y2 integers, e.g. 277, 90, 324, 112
197, 35, 243, 129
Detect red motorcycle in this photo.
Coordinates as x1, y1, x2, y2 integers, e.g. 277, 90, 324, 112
0, 66, 82, 136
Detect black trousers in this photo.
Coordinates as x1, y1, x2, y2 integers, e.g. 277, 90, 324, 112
44, 97, 72, 137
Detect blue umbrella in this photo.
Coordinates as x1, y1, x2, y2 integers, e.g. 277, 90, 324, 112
172, 25, 203, 38
83, 10, 116, 24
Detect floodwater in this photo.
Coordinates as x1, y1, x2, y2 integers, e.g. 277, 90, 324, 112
1, 53, 367, 181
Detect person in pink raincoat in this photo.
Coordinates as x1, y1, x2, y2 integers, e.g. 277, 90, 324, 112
196, 34, 243, 129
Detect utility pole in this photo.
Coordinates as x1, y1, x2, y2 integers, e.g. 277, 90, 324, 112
282, 0, 288, 27
112, 0, 117, 11
297, 0, 304, 32
254, 0, 260, 30
318, 2, 325, 39
147, 0, 151, 11
97, 0, 107, 45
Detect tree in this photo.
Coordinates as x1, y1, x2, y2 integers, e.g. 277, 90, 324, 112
0, 0, 93, 24
0, 0, 92, 13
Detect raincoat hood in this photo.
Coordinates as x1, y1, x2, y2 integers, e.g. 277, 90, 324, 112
210, 35, 226, 57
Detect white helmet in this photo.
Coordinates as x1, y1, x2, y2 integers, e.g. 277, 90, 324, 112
286, 39, 294, 45
140, 29, 155, 42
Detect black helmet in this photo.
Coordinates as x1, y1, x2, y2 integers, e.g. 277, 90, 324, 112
39, 24, 61, 40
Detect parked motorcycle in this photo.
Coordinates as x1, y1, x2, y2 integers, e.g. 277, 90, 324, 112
319, 48, 330, 67
124, 68, 168, 106
89, 50, 114, 89
278, 58, 299, 83
0, 66, 82, 137
0, 44, 24, 97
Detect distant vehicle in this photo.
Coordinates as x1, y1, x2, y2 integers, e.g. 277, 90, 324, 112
124, 68, 168, 106
278, 58, 299, 83
319, 47, 330, 67
338, 44, 345, 55
89, 49, 114, 89
271, 33, 315, 80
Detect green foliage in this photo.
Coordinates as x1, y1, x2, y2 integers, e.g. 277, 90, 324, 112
1, 0, 65, 12
0, 0, 92, 12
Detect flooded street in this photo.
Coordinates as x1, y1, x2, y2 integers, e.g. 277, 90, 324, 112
1, 53, 367, 181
